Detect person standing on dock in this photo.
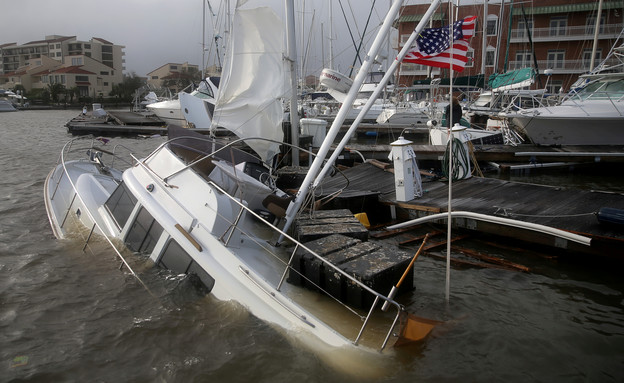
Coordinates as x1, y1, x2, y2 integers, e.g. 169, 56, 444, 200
445, 97, 462, 128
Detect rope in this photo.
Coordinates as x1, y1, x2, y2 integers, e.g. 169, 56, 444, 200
442, 137, 471, 180
466, 141, 484, 177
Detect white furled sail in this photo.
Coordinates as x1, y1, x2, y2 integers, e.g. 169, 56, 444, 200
211, 4, 287, 163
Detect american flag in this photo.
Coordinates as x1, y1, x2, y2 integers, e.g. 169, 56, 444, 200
403, 16, 477, 72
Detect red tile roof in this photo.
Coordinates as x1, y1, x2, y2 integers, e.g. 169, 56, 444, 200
51, 66, 95, 75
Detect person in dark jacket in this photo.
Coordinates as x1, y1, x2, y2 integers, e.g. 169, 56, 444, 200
444, 97, 462, 128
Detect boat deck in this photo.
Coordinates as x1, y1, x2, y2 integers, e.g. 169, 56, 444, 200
316, 162, 624, 258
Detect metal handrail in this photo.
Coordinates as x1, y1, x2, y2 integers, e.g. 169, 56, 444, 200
204, 178, 403, 351
56, 134, 405, 350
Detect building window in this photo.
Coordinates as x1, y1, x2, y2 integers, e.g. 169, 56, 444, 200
100, 71, 109, 75
547, 50, 565, 69
586, 15, 605, 34
515, 51, 533, 69
71, 57, 83, 66
517, 19, 533, 38
486, 16, 498, 36
549, 16, 567, 37
400, 34, 412, 47
151, 75, 159, 80
61, 75, 65, 84
547, 80, 564, 95
56, 52, 62, 57
485, 48, 495, 67
465, 49, 474, 68
76, 75, 89, 82
583, 49, 602, 70
85, 44, 91, 49
170, 65, 178, 70
56, 44, 61, 49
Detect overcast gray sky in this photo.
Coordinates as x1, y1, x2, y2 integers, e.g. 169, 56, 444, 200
1, 0, 402, 78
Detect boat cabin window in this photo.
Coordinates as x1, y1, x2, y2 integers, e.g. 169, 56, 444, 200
104, 181, 137, 230
579, 79, 624, 100
158, 239, 215, 291
125, 206, 164, 254
196, 80, 214, 99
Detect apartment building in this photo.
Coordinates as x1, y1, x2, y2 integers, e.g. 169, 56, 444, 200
0, 35, 125, 97
396, 0, 623, 93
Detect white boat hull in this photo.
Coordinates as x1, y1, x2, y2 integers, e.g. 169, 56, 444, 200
146, 99, 185, 126
511, 109, 624, 146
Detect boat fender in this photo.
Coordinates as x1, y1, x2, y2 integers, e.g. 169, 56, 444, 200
596, 207, 624, 227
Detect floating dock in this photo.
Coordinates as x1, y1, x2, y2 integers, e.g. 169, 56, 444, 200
315, 162, 624, 259
66, 111, 167, 136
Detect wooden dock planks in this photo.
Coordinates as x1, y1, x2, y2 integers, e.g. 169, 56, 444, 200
317, 162, 624, 256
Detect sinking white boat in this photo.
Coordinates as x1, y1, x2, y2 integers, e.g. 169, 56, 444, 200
44, 0, 447, 374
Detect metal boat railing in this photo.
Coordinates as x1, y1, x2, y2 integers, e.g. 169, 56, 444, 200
206, 179, 404, 350
52, 134, 407, 350
50, 136, 154, 295
137, 136, 406, 351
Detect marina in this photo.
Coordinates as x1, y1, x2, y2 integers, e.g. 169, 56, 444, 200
2, 0, 624, 381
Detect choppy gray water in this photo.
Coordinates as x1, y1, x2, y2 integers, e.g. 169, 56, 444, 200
1, 109, 623, 382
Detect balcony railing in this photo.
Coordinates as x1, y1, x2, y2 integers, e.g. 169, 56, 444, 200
508, 57, 621, 74
510, 23, 623, 43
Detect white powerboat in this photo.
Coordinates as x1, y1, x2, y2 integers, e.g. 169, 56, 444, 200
505, 42, 624, 146
146, 78, 219, 128
44, 1, 444, 374
0, 99, 17, 112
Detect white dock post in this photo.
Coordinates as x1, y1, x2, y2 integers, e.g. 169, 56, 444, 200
390, 136, 420, 202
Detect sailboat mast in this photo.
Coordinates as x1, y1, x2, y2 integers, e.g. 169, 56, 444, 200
481, 0, 487, 75
590, 0, 604, 72
278, 0, 430, 243
202, 0, 206, 79
329, 0, 334, 70
286, 0, 300, 166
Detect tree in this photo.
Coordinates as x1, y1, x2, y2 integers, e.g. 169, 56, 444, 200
48, 83, 66, 104
162, 67, 202, 92
109, 72, 144, 102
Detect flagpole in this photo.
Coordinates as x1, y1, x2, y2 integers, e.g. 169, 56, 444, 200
445, 0, 457, 304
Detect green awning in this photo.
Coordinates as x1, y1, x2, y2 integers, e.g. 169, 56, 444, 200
397, 13, 446, 23
518, 1, 623, 15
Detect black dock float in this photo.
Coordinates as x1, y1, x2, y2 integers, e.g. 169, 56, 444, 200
294, 209, 369, 242
288, 232, 414, 310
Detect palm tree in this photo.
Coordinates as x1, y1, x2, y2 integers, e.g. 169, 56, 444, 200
48, 83, 66, 104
